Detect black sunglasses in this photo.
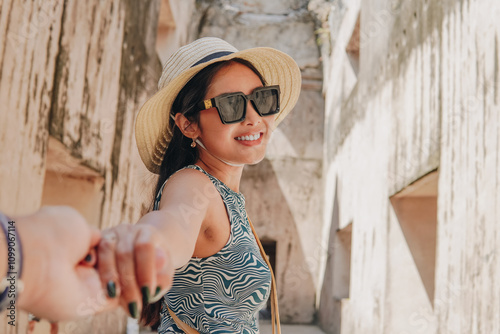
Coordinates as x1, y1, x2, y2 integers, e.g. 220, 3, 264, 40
197, 85, 281, 124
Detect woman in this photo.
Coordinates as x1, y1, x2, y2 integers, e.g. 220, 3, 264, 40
97, 37, 301, 333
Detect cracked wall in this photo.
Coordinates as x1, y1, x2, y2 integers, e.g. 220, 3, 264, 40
0, 0, 161, 332
316, 0, 500, 333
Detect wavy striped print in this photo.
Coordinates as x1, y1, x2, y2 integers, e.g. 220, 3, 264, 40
155, 165, 271, 334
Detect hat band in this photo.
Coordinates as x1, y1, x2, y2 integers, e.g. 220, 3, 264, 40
191, 51, 234, 67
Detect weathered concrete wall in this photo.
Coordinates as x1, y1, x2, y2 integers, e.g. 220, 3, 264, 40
0, 1, 66, 332
316, 0, 500, 333
181, 0, 325, 323
48, 0, 161, 230
0, 0, 161, 332
156, 0, 195, 63
435, 1, 500, 333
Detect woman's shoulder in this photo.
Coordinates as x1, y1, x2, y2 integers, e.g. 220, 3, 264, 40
166, 165, 212, 189
156, 166, 220, 213
160, 165, 220, 202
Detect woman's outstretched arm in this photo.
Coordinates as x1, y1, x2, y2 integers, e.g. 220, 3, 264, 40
97, 168, 216, 318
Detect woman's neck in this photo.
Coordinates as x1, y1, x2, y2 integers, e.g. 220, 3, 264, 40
195, 154, 244, 192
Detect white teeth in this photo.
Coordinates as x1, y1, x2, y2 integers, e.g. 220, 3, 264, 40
236, 133, 261, 141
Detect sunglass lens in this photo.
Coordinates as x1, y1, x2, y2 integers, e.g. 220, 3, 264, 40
254, 88, 279, 115
218, 94, 246, 123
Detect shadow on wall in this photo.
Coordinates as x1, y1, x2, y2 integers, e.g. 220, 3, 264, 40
276, 89, 325, 159
390, 170, 438, 304
318, 177, 352, 334
241, 158, 316, 323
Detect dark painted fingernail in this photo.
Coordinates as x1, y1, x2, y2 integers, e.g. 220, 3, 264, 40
141, 286, 150, 305
106, 281, 116, 298
84, 254, 92, 262
155, 286, 162, 297
128, 302, 138, 319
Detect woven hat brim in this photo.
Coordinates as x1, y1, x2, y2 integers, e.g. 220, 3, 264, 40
135, 47, 302, 174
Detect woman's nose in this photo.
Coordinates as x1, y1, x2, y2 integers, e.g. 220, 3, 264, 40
244, 101, 261, 125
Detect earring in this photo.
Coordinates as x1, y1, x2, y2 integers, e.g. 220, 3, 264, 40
191, 139, 197, 148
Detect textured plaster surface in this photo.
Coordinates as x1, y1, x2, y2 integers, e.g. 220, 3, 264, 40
318, 0, 500, 333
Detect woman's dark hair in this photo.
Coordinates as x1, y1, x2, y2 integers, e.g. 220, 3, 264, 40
140, 58, 266, 328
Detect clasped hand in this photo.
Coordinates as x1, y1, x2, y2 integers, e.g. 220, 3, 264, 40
97, 223, 174, 319
16, 206, 173, 322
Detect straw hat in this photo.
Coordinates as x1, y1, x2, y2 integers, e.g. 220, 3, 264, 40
135, 37, 302, 174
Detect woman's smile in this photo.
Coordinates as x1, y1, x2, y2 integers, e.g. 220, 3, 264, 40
235, 131, 264, 145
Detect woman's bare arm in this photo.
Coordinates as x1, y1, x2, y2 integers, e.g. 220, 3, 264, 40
97, 168, 215, 318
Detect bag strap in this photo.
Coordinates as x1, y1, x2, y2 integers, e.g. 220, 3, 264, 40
247, 216, 281, 334
166, 215, 281, 334
167, 306, 200, 334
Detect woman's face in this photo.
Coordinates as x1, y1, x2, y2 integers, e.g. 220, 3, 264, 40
196, 62, 276, 166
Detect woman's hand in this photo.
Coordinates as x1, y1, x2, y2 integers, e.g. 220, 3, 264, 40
15, 206, 108, 321
97, 223, 174, 318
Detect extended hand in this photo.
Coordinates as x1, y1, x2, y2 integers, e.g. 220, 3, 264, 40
97, 223, 174, 318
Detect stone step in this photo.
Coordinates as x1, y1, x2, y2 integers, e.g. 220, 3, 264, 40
140, 322, 327, 334
260, 321, 326, 334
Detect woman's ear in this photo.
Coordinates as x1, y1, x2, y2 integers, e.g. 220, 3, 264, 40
174, 113, 200, 139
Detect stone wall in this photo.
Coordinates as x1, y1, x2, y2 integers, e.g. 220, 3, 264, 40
156, 0, 195, 63
315, 0, 500, 333
0, 0, 161, 333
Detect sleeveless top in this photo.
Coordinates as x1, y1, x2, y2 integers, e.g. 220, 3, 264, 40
155, 165, 272, 334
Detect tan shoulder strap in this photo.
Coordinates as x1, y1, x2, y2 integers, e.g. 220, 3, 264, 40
167, 306, 200, 334
247, 216, 281, 334
166, 216, 281, 334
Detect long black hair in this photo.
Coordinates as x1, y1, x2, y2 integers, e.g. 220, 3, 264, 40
141, 58, 266, 328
